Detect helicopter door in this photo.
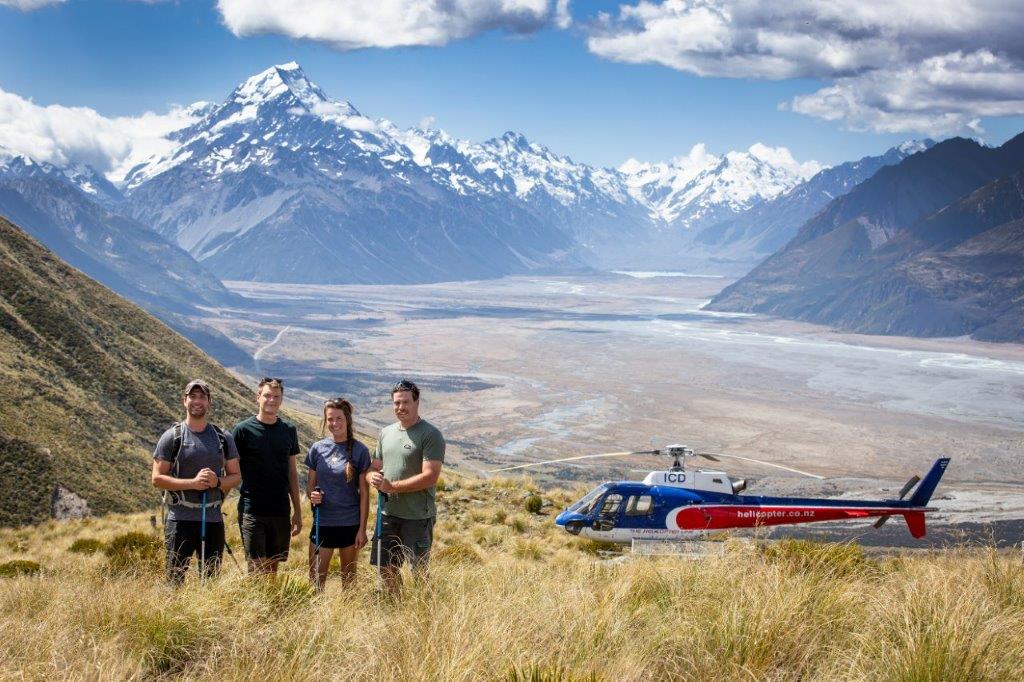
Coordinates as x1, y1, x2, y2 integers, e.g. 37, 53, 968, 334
592, 493, 623, 532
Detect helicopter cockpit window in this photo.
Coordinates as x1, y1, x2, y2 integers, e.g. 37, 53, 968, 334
625, 494, 653, 516
598, 493, 623, 517
569, 484, 610, 516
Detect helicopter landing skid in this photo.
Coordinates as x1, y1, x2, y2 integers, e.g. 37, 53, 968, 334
631, 538, 732, 558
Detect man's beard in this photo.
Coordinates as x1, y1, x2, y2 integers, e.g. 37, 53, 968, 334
188, 406, 207, 418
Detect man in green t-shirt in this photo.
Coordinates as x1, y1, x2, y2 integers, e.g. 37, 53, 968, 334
231, 377, 302, 575
368, 379, 445, 593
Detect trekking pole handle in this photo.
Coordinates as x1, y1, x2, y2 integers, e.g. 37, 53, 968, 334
311, 486, 323, 508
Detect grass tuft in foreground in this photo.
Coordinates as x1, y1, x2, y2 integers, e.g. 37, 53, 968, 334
0, 483, 1022, 680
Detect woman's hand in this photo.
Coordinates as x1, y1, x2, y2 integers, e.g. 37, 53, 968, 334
355, 530, 367, 550
309, 488, 324, 505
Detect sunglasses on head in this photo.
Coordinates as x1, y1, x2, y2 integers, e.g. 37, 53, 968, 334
259, 376, 284, 386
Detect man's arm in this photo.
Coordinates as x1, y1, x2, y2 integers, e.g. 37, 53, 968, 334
152, 459, 213, 491
288, 454, 302, 535
373, 459, 442, 494
219, 458, 241, 496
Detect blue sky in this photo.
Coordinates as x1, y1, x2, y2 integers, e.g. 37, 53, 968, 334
1, 0, 1022, 173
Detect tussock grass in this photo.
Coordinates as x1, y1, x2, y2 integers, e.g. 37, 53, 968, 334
0, 559, 40, 577
0, 489, 1022, 680
67, 537, 105, 554
103, 531, 163, 576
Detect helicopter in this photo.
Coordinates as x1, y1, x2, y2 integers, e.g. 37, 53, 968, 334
490, 445, 950, 543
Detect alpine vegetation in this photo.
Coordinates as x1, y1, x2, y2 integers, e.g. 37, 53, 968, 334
0, 479, 1021, 680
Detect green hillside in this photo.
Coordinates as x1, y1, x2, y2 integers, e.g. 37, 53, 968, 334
0, 216, 315, 526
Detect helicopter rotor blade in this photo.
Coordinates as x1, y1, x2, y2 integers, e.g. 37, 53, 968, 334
697, 452, 720, 462
489, 450, 659, 473
696, 452, 824, 480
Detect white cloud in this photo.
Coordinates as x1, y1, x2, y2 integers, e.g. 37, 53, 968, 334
789, 50, 1024, 135
0, 88, 205, 182
216, 0, 571, 50
0, 0, 65, 9
747, 142, 821, 179
587, 0, 1024, 134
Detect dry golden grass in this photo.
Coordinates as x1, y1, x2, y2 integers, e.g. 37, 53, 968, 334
0, 479, 1022, 681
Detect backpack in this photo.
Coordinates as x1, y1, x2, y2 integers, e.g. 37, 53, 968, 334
160, 422, 231, 524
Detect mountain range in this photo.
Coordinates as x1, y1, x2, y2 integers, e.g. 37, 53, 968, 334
2, 62, 1016, 345
1, 64, 928, 287
116, 63, 922, 280
708, 135, 1024, 341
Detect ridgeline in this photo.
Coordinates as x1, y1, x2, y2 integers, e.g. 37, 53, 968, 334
0, 216, 315, 526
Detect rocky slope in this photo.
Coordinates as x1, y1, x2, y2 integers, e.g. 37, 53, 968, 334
0, 216, 288, 525
0, 149, 251, 366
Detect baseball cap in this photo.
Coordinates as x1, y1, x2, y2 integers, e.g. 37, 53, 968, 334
182, 379, 211, 398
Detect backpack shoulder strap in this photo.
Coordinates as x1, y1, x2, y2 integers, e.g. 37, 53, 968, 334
210, 425, 229, 459
171, 422, 184, 475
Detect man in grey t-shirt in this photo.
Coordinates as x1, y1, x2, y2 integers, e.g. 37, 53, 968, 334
152, 380, 241, 585
368, 379, 445, 594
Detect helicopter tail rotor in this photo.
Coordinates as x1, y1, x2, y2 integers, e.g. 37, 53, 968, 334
873, 474, 922, 529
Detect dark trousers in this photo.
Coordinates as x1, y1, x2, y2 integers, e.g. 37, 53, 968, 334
164, 519, 225, 585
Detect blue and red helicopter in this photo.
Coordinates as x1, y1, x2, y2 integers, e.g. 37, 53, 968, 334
492, 446, 950, 543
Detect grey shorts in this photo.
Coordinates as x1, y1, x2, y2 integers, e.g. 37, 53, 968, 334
370, 515, 434, 568
240, 513, 291, 561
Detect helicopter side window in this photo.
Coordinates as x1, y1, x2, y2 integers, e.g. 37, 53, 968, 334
598, 493, 623, 518
625, 495, 653, 516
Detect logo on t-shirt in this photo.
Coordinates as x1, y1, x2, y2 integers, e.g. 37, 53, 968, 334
404, 444, 413, 449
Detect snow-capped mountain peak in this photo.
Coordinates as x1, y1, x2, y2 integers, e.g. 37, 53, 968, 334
897, 139, 934, 156
0, 147, 123, 206
620, 142, 821, 226
232, 62, 330, 111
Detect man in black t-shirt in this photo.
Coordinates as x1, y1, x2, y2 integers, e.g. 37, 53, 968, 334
231, 377, 302, 574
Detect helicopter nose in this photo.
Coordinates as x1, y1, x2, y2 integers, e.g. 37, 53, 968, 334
555, 510, 569, 526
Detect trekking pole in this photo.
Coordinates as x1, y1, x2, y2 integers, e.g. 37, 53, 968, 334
200, 489, 208, 582
312, 487, 322, 589
216, 481, 241, 572
375, 490, 387, 581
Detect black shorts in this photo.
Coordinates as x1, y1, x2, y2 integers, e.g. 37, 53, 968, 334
370, 515, 434, 568
309, 524, 359, 549
240, 513, 291, 561
164, 519, 225, 585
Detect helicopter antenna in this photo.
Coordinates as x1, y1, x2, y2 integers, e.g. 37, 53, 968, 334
696, 452, 824, 479
489, 450, 658, 473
